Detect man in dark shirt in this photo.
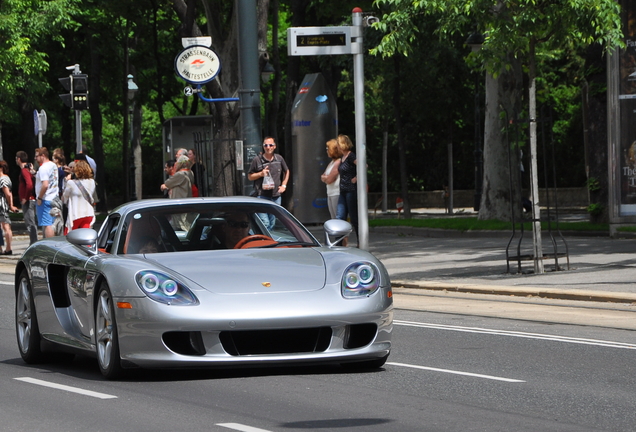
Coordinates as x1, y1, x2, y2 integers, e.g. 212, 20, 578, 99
247, 137, 289, 230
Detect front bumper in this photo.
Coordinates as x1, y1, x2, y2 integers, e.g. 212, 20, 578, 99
115, 284, 393, 368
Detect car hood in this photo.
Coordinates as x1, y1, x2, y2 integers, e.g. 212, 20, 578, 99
145, 248, 327, 294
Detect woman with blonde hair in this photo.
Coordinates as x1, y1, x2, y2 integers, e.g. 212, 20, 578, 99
62, 160, 96, 234
320, 139, 342, 219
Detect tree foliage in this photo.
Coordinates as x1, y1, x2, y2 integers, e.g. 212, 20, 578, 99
0, 0, 624, 214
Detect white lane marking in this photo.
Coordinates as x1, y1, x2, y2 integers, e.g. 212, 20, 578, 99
216, 424, 272, 432
0, 281, 13, 285
14, 377, 117, 399
394, 320, 636, 350
388, 362, 525, 383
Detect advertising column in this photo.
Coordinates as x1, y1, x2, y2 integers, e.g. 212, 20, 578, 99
290, 73, 338, 224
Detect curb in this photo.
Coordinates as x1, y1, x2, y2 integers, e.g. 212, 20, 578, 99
371, 226, 610, 238
391, 280, 636, 304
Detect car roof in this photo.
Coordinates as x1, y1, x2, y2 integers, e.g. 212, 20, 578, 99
112, 196, 278, 216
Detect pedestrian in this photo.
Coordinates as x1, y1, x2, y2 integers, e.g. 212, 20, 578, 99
187, 148, 205, 196
174, 147, 187, 160
336, 134, 358, 247
15, 151, 38, 245
320, 139, 342, 219
160, 156, 193, 199
163, 159, 175, 198
62, 160, 96, 234
160, 156, 193, 230
247, 136, 289, 229
34, 147, 59, 238
52, 148, 68, 198
0, 160, 17, 254
80, 145, 97, 176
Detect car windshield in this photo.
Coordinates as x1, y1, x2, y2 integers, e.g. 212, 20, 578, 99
119, 202, 319, 254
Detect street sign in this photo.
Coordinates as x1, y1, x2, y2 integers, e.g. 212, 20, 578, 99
39, 110, 47, 135
182, 36, 212, 48
33, 110, 47, 136
174, 45, 221, 85
287, 26, 353, 56
33, 110, 40, 136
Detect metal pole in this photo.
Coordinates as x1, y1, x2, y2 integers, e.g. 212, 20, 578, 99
448, 140, 454, 214
129, 103, 136, 201
382, 130, 388, 213
352, 7, 369, 250
75, 111, 82, 156
236, 0, 262, 196
72, 65, 83, 156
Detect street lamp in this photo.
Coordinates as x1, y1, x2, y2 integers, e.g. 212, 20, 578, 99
261, 61, 275, 83
127, 74, 138, 201
465, 31, 484, 212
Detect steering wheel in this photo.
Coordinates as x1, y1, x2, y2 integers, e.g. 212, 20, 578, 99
234, 234, 275, 249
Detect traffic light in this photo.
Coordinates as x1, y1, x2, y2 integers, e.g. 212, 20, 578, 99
58, 74, 89, 110
72, 74, 89, 110
59, 77, 73, 108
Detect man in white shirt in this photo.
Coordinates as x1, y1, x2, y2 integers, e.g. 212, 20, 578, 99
35, 147, 59, 238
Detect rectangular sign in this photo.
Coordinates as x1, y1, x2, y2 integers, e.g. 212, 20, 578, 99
287, 26, 352, 56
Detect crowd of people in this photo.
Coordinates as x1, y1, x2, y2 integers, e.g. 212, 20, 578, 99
0, 146, 97, 249
4, 136, 357, 248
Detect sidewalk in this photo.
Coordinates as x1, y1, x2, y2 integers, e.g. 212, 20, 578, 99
3, 216, 636, 305
367, 226, 636, 304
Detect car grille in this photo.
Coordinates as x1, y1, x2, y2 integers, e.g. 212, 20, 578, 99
162, 324, 379, 357
220, 327, 333, 356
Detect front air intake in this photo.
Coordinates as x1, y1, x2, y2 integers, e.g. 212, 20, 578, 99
220, 327, 332, 356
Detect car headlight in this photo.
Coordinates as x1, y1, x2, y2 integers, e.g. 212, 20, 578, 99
341, 262, 380, 298
136, 271, 198, 305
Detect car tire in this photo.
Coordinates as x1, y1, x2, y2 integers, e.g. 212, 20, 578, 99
15, 269, 44, 364
95, 282, 124, 379
342, 354, 389, 370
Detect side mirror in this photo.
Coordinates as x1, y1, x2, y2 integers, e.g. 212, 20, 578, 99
323, 219, 352, 247
67, 228, 99, 255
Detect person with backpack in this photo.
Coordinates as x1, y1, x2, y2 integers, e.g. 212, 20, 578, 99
16, 151, 38, 244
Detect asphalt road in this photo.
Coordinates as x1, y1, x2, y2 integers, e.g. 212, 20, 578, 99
1, 272, 636, 431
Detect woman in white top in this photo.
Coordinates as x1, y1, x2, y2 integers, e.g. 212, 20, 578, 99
0, 160, 18, 254
320, 139, 342, 219
62, 160, 96, 235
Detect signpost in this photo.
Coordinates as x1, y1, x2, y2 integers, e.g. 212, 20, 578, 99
33, 109, 47, 148
287, 26, 354, 56
287, 8, 376, 250
176, 40, 239, 104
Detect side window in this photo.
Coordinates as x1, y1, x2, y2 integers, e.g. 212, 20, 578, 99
97, 215, 120, 254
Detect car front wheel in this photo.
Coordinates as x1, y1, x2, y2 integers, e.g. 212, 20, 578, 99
15, 270, 44, 364
95, 282, 123, 379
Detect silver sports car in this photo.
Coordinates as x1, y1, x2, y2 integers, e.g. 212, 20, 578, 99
15, 197, 393, 379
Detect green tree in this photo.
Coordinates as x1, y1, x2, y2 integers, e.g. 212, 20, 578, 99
0, 0, 79, 157
373, 0, 622, 223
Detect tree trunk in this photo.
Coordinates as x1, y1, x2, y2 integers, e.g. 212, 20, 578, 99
527, 40, 544, 274
393, 55, 410, 217
480, 54, 523, 221
583, 44, 609, 223
89, 32, 107, 211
